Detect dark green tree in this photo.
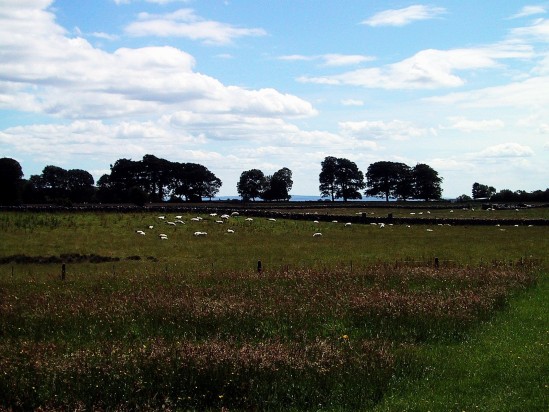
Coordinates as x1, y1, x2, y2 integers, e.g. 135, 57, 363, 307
0, 157, 23, 205
412, 163, 443, 201
334, 158, 365, 201
319, 156, 338, 201
472, 182, 496, 199
262, 167, 293, 201
237, 169, 266, 201
365, 161, 410, 201
66, 169, 95, 202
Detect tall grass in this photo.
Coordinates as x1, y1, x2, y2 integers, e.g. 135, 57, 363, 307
0, 211, 546, 410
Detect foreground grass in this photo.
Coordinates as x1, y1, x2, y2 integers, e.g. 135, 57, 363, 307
375, 273, 548, 412
0, 211, 547, 410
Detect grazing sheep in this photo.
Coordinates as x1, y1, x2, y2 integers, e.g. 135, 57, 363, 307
136, 230, 146, 235
378, 223, 385, 228
313, 232, 322, 237
344, 222, 352, 227
426, 229, 433, 232
231, 212, 239, 216
221, 214, 230, 219
215, 220, 224, 224
332, 220, 338, 223
148, 225, 154, 229
159, 233, 168, 239
194, 231, 207, 236
268, 218, 277, 222
191, 217, 200, 222
167, 221, 176, 226
313, 220, 319, 224
227, 229, 235, 233
245, 217, 253, 221
175, 220, 185, 224
210, 213, 217, 217
175, 215, 183, 219
158, 216, 165, 220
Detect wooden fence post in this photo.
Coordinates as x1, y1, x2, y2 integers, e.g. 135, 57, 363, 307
61, 264, 66, 281
257, 260, 262, 274
434, 257, 439, 269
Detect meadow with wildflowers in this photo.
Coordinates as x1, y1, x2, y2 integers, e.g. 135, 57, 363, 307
0, 210, 547, 410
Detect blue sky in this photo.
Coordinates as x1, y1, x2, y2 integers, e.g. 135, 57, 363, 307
1, 0, 548, 198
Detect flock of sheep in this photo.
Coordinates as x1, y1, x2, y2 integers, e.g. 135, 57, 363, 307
133, 212, 370, 240
134, 209, 530, 240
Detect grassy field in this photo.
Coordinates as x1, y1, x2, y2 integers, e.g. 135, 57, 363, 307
0, 210, 547, 410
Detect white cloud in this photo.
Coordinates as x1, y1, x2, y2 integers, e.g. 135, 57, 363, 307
339, 119, 432, 140
443, 117, 505, 132
299, 44, 532, 89
427, 76, 549, 108
340, 99, 364, 107
511, 17, 549, 41
362, 5, 446, 27
125, 8, 266, 45
278, 54, 374, 67
475, 142, 534, 158
0, 2, 314, 120
509, 6, 547, 19
114, 0, 190, 4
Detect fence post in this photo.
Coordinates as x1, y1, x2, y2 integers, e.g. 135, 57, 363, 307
434, 257, 439, 269
257, 260, 262, 274
61, 263, 66, 281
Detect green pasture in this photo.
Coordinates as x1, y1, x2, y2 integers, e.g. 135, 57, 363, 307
0, 211, 546, 276
0, 210, 547, 410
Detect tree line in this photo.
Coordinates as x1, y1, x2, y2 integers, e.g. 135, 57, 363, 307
1, 156, 548, 205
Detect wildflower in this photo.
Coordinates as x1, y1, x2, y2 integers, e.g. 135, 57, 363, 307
342, 334, 349, 340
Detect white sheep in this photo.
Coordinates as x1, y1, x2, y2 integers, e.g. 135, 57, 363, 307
191, 217, 200, 222
344, 222, 352, 227
426, 229, 433, 232
221, 214, 230, 219
148, 225, 154, 229
313, 220, 319, 224
245, 217, 253, 221
215, 220, 224, 224
313, 232, 322, 237
136, 230, 146, 235
158, 216, 165, 220
210, 213, 217, 217
194, 231, 207, 236
227, 229, 235, 234
159, 233, 168, 239
175, 220, 185, 224
175, 215, 183, 219
231, 212, 239, 216
268, 218, 277, 222
167, 221, 176, 226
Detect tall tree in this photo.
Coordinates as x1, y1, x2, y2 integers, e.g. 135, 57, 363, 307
365, 161, 410, 201
263, 167, 293, 201
334, 158, 365, 201
66, 169, 95, 202
472, 182, 496, 199
319, 156, 338, 201
237, 169, 266, 201
0, 157, 23, 205
413, 163, 443, 201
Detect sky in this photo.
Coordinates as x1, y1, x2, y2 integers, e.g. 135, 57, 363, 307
1, 0, 548, 198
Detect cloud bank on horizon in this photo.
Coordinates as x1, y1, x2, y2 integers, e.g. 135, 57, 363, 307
0, 0, 547, 197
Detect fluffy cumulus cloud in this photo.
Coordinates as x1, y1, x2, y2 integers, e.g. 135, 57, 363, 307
361, 5, 446, 27
339, 120, 433, 140
125, 8, 266, 44
0, 0, 314, 121
443, 117, 505, 132
474, 142, 534, 158
278, 53, 374, 67
509, 5, 547, 19
298, 44, 532, 89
